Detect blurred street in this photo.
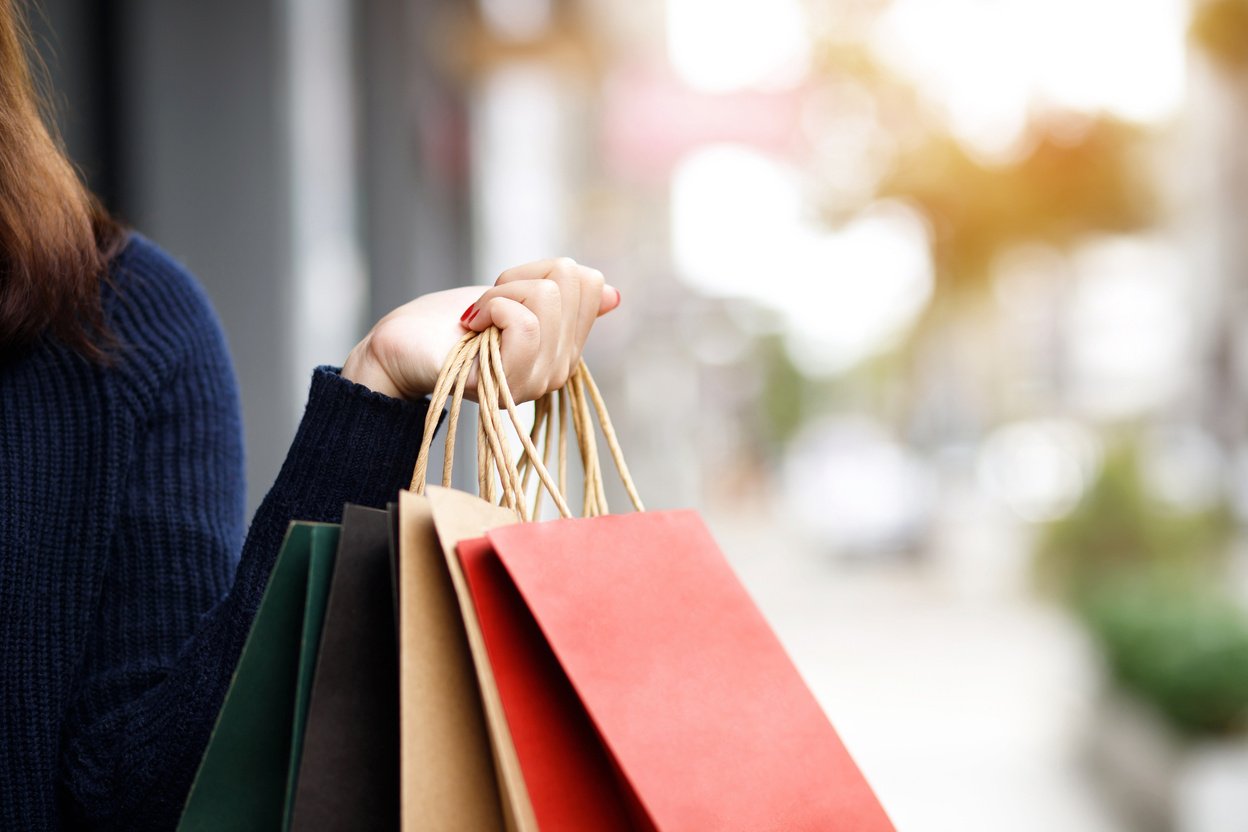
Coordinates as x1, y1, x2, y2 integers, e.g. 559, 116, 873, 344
35, 0, 1248, 827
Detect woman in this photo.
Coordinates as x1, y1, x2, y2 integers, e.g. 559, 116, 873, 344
0, 2, 618, 829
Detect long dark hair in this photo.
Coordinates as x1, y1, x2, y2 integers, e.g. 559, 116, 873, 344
0, 0, 124, 363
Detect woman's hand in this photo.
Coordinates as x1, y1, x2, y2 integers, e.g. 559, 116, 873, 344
341, 258, 621, 402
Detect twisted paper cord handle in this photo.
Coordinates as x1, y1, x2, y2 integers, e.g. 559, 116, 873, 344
410, 326, 643, 521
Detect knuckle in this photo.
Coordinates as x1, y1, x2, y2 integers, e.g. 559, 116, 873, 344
533, 280, 561, 305
581, 267, 605, 289
517, 312, 541, 341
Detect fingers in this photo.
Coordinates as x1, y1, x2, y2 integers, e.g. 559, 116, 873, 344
571, 266, 604, 359
465, 293, 550, 402
545, 260, 592, 382
496, 257, 620, 319
537, 260, 581, 384
494, 257, 568, 285
598, 284, 621, 316
464, 278, 561, 365
460, 259, 621, 402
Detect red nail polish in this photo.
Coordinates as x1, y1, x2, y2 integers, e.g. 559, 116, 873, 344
460, 304, 476, 322
468, 308, 481, 325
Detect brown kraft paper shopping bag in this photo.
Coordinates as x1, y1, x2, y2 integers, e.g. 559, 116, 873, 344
419, 486, 538, 832
396, 488, 524, 832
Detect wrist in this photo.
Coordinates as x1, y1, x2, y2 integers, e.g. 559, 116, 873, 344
341, 337, 404, 400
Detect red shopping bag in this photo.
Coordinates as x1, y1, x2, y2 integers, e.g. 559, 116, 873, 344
457, 537, 643, 831
458, 509, 895, 832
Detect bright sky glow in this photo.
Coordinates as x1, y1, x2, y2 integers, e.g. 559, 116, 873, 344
671, 144, 933, 375
666, 0, 810, 92
873, 0, 1188, 158
978, 420, 1102, 522
1066, 237, 1191, 419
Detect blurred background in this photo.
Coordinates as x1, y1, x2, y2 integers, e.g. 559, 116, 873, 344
29, 0, 1248, 828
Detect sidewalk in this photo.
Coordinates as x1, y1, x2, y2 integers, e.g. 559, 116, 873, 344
705, 507, 1128, 832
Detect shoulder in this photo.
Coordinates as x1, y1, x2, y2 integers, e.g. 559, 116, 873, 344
103, 232, 236, 413
105, 232, 221, 340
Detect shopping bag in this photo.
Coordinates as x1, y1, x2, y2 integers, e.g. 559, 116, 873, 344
395, 489, 509, 831
289, 505, 399, 831
178, 522, 340, 832
395, 488, 513, 831
454, 534, 641, 831
460, 511, 896, 832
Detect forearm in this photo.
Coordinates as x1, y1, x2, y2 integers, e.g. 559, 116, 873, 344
68, 368, 435, 830
228, 366, 433, 607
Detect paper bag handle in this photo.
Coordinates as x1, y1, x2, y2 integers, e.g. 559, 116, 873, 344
410, 327, 643, 521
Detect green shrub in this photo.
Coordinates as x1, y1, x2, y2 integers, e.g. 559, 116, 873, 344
1082, 578, 1248, 737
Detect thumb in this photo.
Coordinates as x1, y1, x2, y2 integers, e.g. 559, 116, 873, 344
598, 285, 622, 316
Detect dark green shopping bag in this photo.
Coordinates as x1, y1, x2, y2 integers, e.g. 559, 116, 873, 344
178, 522, 340, 832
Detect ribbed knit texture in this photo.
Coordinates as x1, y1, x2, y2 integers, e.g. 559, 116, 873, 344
0, 234, 433, 830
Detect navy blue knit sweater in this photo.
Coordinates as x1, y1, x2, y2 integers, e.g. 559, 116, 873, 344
0, 234, 432, 830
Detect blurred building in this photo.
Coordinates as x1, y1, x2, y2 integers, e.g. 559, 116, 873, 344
34, 0, 473, 513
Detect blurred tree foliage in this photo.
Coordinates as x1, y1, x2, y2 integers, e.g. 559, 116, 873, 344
809, 45, 1158, 290
1037, 443, 1248, 737
1191, 0, 1248, 71
881, 118, 1156, 288
1036, 443, 1233, 597
757, 333, 815, 448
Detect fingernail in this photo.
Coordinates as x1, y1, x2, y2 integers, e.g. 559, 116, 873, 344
468, 307, 481, 325
460, 304, 476, 322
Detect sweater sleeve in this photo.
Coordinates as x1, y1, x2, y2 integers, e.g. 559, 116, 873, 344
59, 354, 434, 829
